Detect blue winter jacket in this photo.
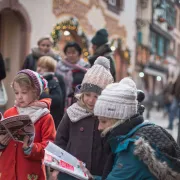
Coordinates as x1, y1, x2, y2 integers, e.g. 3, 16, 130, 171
94, 122, 177, 180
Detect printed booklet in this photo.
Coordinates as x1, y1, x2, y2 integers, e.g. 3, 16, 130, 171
44, 142, 88, 180
0, 113, 34, 144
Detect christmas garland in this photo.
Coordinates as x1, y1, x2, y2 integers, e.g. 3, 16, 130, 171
51, 17, 89, 61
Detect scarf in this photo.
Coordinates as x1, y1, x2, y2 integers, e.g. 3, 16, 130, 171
67, 102, 93, 122
16, 101, 50, 124
56, 58, 89, 96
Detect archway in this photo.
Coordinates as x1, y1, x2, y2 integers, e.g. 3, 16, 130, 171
0, 0, 31, 109
51, 17, 89, 61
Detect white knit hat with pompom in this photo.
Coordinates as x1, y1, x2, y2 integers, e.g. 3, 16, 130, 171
94, 77, 138, 120
80, 56, 114, 94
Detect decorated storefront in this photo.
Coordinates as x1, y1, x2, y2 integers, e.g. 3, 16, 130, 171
110, 38, 131, 81
51, 17, 89, 61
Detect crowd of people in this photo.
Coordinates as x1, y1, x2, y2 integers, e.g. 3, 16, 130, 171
0, 28, 180, 180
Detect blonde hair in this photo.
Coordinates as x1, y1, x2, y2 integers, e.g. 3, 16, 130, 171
12, 73, 38, 98
75, 93, 95, 113
37, 36, 53, 46
101, 118, 126, 137
37, 56, 57, 72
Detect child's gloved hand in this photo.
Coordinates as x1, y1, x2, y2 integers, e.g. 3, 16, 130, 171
0, 134, 11, 146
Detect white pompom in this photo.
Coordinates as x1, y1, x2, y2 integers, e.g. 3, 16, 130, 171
94, 56, 110, 69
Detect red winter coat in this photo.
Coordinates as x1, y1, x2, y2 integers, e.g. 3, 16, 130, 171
0, 99, 56, 180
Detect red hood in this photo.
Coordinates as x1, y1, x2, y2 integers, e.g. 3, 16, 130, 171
39, 98, 52, 110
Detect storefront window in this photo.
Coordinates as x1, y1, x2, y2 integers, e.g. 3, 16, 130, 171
150, 31, 156, 53
157, 36, 164, 56
166, 2, 176, 26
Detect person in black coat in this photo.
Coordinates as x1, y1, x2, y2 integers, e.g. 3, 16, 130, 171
89, 29, 116, 81
0, 53, 6, 81
22, 36, 60, 71
37, 56, 65, 128
0, 53, 6, 113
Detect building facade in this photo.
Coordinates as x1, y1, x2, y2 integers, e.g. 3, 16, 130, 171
135, 0, 177, 99
0, 0, 137, 108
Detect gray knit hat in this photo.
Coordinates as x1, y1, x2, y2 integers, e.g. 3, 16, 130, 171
94, 77, 138, 120
80, 56, 114, 94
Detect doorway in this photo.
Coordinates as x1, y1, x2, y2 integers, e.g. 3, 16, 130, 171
0, 10, 22, 108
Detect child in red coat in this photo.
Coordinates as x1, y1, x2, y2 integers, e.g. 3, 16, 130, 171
0, 69, 56, 180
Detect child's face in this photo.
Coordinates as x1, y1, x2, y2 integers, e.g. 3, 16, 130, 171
98, 117, 115, 132
83, 92, 98, 110
37, 65, 49, 75
13, 82, 36, 107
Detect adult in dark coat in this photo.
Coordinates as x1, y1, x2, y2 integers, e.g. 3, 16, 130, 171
40, 74, 63, 128
51, 57, 114, 180
89, 29, 116, 81
0, 53, 6, 81
0, 53, 6, 113
22, 36, 60, 71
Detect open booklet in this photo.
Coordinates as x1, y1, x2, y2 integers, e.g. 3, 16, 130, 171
0, 113, 35, 145
44, 142, 88, 180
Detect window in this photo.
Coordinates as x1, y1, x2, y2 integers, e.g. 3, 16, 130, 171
157, 36, 164, 56
166, 3, 176, 27
150, 31, 157, 53
137, 31, 142, 44
107, 0, 124, 14
108, 0, 116, 6
178, 44, 180, 60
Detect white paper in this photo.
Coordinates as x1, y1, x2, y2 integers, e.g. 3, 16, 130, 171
44, 142, 88, 180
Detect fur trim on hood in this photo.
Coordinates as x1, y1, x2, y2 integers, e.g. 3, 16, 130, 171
134, 137, 180, 180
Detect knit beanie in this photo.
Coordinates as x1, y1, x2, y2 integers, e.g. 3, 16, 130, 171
17, 69, 48, 96
91, 29, 108, 47
94, 77, 138, 120
80, 56, 114, 95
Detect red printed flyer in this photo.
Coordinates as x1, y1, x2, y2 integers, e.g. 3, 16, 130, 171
44, 142, 88, 180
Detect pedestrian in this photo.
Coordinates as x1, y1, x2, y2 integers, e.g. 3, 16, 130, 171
162, 76, 174, 118
81, 77, 180, 180
167, 72, 180, 130
0, 53, 7, 112
22, 36, 60, 71
142, 88, 153, 119
0, 69, 56, 180
56, 42, 90, 108
37, 56, 65, 128
89, 28, 116, 81
51, 56, 114, 180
